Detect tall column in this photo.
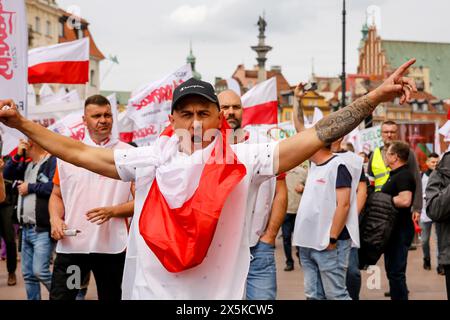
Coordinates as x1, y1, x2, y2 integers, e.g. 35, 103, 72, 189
251, 16, 272, 83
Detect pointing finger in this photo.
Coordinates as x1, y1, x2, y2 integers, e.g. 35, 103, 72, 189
392, 58, 416, 79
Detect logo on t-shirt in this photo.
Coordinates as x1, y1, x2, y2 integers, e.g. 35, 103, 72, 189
316, 178, 326, 184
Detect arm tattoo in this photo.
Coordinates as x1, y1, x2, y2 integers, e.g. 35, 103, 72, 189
293, 97, 305, 131
315, 95, 377, 144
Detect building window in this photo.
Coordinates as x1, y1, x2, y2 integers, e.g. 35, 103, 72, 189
77, 27, 84, 39
28, 25, 33, 46
435, 103, 444, 113
90, 70, 96, 87
284, 111, 292, 121
288, 95, 294, 106
35, 17, 41, 33
59, 21, 64, 37
46, 21, 51, 36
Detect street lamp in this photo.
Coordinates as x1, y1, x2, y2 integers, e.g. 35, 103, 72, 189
340, 0, 347, 110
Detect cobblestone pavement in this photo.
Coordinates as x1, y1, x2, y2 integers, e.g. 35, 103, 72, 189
0, 235, 446, 300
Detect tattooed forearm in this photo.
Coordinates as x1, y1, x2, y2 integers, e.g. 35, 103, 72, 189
315, 95, 377, 144
293, 97, 305, 132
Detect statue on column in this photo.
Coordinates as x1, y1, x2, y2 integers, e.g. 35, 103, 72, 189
257, 16, 267, 37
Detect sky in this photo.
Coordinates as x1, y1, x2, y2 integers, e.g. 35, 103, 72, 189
57, 0, 450, 93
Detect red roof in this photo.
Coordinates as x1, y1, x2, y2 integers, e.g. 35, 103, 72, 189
58, 11, 105, 61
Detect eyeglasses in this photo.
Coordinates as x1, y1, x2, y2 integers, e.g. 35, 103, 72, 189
382, 131, 397, 134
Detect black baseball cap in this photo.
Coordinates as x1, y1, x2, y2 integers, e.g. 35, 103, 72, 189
171, 78, 219, 114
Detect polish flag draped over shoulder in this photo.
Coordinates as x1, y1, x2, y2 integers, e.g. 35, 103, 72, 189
241, 77, 278, 127
28, 38, 89, 84
139, 119, 247, 272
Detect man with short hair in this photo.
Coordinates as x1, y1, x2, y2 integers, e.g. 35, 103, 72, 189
0, 59, 417, 299
282, 163, 307, 272
293, 143, 358, 300
381, 141, 416, 300
49, 95, 134, 300
331, 138, 367, 300
367, 121, 423, 298
426, 150, 450, 300
3, 139, 56, 300
0, 156, 18, 287
218, 89, 288, 300
419, 153, 443, 274
367, 120, 422, 217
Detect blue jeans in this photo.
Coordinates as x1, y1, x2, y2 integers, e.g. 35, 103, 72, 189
281, 213, 298, 266
420, 221, 440, 260
346, 247, 361, 300
246, 241, 277, 300
300, 239, 352, 300
384, 222, 414, 300
21, 226, 54, 300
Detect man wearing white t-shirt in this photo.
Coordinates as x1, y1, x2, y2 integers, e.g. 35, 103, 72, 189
293, 144, 358, 300
0, 59, 417, 299
218, 90, 287, 300
48, 95, 134, 300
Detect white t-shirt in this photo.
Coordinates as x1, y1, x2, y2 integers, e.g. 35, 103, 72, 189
420, 173, 432, 223
114, 135, 278, 300
293, 156, 358, 250
244, 129, 277, 248
55, 135, 133, 254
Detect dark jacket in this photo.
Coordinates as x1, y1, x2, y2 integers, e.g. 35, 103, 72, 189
426, 151, 450, 265
358, 191, 399, 268
368, 146, 423, 213
3, 154, 56, 232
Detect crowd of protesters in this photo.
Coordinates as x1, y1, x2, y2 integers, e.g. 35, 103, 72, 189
0, 60, 449, 300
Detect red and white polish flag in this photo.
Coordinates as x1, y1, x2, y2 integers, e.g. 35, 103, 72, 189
28, 38, 89, 84
241, 77, 278, 127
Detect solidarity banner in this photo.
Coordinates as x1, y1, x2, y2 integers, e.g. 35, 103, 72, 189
107, 93, 120, 141
47, 109, 85, 141
0, 0, 27, 112
29, 99, 83, 129
127, 64, 192, 129
0, 0, 27, 155
358, 126, 383, 154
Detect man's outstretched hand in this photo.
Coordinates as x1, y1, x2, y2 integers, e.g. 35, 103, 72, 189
0, 100, 24, 129
368, 58, 418, 106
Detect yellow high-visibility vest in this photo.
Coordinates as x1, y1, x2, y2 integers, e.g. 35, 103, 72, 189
372, 147, 390, 192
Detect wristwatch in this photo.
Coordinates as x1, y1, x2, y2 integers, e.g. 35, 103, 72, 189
329, 237, 338, 245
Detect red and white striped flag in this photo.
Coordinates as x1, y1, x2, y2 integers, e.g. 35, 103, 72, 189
28, 38, 89, 84
241, 77, 278, 127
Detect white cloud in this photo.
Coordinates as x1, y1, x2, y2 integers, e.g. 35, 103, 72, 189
169, 5, 208, 25
56, 0, 450, 92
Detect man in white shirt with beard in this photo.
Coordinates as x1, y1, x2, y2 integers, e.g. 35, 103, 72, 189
218, 89, 287, 300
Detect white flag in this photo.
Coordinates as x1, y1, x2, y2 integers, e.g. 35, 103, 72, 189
312, 107, 324, 126
107, 93, 120, 141
127, 64, 192, 128
0, 0, 27, 111
27, 84, 36, 107
439, 120, 450, 142
435, 123, 441, 155
39, 84, 55, 105
47, 109, 85, 141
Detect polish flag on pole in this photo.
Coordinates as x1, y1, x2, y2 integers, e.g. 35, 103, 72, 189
241, 77, 278, 127
28, 38, 89, 84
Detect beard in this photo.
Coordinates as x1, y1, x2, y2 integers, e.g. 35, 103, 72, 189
226, 117, 241, 130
